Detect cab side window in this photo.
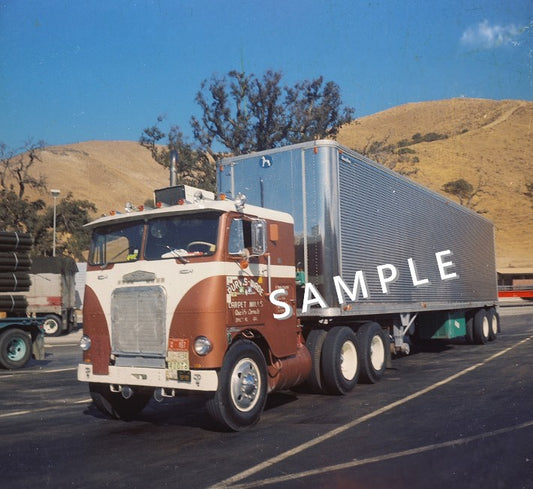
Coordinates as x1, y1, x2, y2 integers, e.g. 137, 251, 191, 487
229, 219, 252, 254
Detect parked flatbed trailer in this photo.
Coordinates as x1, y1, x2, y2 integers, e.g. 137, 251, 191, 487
0, 317, 45, 369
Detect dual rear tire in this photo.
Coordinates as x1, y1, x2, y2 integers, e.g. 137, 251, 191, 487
473, 307, 499, 344
304, 322, 389, 395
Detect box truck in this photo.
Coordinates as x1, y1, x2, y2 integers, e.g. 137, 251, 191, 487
78, 140, 498, 430
26, 256, 78, 336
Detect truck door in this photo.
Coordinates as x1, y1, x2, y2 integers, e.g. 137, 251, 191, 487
225, 214, 299, 358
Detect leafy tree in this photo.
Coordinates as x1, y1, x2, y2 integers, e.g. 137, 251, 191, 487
359, 134, 419, 176
524, 181, 533, 199
442, 172, 489, 213
140, 118, 216, 191
442, 179, 474, 204
284, 76, 354, 145
0, 139, 97, 259
33, 192, 97, 259
190, 70, 354, 155
0, 190, 46, 233
141, 70, 353, 190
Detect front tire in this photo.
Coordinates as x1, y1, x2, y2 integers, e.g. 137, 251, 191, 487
206, 340, 268, 431
358, 322, 388, 384
89, 383, 152, 420
0, 329, 32, 369
321, 327, 360, 395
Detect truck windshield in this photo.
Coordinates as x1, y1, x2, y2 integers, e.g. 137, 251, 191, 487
89, 221, 144, 266
144, 212, 220, 260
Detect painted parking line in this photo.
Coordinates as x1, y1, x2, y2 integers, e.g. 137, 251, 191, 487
0, 367, 77, 379
227, 420, 533, 489
210, 333, 533, 489
0, 398, 92, 419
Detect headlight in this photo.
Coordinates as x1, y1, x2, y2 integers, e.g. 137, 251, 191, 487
194, 336, 212, 356
79, 334, 91, 351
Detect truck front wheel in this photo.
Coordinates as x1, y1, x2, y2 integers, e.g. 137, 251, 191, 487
89, 383, 152, 420
321, 327, 360, 395
0, 328, 32, 369
358, 322, 388, 384
206, 340, 267, 431
42, 314, 62, 337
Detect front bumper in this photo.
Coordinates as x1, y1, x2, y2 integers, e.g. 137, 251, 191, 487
77, 363, 218, 392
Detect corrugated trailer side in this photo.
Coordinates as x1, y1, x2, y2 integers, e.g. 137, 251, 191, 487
218, 140, 498, 318
335, 144, 498, 314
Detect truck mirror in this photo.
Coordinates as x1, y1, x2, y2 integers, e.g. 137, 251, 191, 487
251, 220, 267, 256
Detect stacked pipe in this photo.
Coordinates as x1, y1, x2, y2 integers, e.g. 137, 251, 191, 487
0, 231, 32, 316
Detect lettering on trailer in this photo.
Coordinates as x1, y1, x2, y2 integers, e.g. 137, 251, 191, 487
270, 250, 459, 320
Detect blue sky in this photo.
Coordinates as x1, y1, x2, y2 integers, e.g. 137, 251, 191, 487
0, 0, 531, 150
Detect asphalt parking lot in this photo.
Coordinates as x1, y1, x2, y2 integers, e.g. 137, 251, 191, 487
1, 304, 531, 489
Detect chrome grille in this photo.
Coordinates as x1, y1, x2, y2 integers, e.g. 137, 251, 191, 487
111, 286, 166, 357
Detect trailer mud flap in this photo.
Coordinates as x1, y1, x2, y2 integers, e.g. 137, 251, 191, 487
32, 333, 45, 360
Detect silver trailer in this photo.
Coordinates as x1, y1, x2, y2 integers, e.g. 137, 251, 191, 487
218, 140, 498, 349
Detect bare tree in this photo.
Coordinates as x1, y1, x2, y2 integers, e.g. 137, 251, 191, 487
0, 139, 47, 198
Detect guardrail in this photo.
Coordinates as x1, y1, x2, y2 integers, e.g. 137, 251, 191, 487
498, 286, 533, 299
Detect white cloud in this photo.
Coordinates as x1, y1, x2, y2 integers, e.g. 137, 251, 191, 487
460, 20, 524, 49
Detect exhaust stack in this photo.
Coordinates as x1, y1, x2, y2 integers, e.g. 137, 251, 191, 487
169, 150, 178, 187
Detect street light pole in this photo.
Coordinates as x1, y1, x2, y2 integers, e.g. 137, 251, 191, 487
51, 189, 60, 257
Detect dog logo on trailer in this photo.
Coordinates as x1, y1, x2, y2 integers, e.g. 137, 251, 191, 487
260, 155, 273, 168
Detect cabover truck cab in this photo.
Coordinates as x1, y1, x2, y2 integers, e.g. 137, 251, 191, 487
78, 187, 311, 430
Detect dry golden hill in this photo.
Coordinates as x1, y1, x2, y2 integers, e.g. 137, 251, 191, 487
28, 140, 170, 214
20, 98, 532, 270
338, 98, 533, 270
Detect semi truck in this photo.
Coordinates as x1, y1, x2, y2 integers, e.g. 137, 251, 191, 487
77, 140, 499, 430
26, 256, 78, 336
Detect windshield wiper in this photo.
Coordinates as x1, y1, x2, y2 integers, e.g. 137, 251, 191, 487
162, 246, 190, 264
